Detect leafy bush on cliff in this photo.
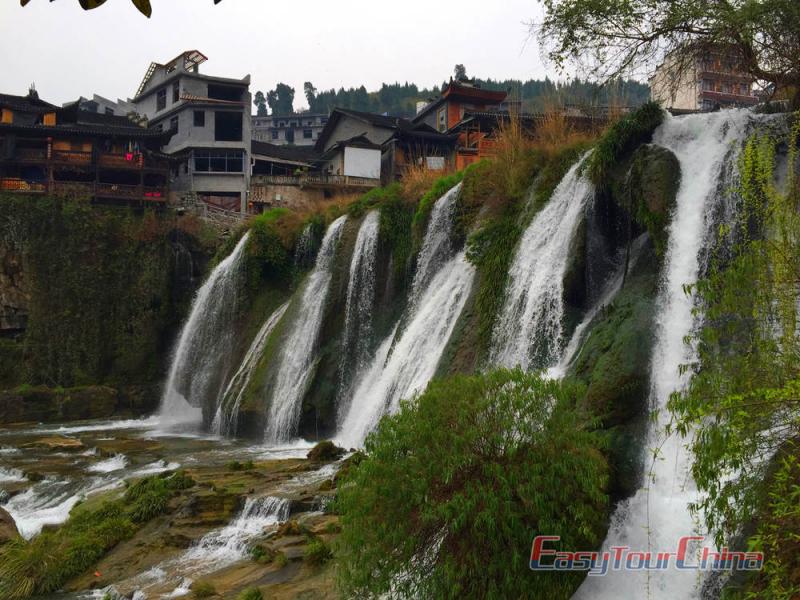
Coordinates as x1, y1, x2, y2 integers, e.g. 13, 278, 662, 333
335, 369, 608, 599
586, 101, 664, 186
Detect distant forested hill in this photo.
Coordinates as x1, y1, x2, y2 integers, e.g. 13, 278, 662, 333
296, 77, 650, 118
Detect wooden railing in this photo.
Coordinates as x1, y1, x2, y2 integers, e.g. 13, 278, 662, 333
52, 149, 92, 165
252, 173, 380, 189
14, 148, 47, 162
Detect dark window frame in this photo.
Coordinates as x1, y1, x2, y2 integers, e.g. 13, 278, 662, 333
156, 88, 167, 111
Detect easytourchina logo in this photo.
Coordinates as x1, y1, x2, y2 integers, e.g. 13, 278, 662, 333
530, 535, 764, 576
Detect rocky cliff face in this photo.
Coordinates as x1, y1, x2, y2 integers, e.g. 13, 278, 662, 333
0, 229, 29, 334
0, 194, 219, 418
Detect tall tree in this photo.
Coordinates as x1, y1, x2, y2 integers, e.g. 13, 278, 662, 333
253, 91, 268, 117
535, 0, 800, 100
266, 83, 295, 116
303, 82, 318, 111
454, 64, 468, 81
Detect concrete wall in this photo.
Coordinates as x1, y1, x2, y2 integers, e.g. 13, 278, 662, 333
249, 181, 325, 213
343, 147, 381, 179
650, 54, 699, 111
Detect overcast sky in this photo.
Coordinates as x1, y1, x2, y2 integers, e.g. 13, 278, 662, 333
0, 0, 551, 112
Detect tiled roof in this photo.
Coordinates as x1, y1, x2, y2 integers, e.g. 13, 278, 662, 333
251, 140, 319, 163
0, 92, 58, 113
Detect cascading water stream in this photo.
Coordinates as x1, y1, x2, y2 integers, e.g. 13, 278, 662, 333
574, 109, 756, 600
211, 302, 290, 436
491, 159, 593, 370
160, 233, 250, 425
410, 183, 461, 303
264, 216, 347, 443
336, 187, 475, 448
336, 211, 380, 418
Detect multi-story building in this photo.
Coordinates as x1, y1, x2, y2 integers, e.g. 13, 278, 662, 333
252, 113, 328, 146
1, 89, 171, 205
130, 50, 252, 212
650, 45, 759, 112
64, 94, 136, 118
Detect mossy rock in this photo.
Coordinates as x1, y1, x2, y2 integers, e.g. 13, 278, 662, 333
569, 244, 659, 499
60, 386, 118, 421
307, 440, 345, 462
628, 145, 681, 256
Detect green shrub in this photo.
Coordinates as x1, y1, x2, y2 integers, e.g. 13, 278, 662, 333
304, 537, 333, 566
236, 588, 263, 600
226, 460, 255, 472
335, 369, 609, 600
585, 101, 664, 186
273, 551, 289, 568
192, 581, 217, 599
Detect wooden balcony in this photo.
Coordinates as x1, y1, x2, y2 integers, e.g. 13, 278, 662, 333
0, 178, 47, 193
13, 148, 48, 163
0, 179, 166, 202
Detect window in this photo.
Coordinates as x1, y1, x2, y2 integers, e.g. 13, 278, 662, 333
303, 128, 313, 139
320, 117, 328, 124
156, 88, 167, 111
105, 107, 115, 116
193, 150, 244, 173
173, 82, 180, 103
170, 115, 179, 133
437, 107, 447, 132
194, 110, 205, 127
214, 111, 243, 141
285, 128, 295, 144
207, 84, 242, 102
271, 129, 279, 140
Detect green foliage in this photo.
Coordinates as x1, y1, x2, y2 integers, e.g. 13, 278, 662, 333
738, 448, 800, 599
465, 206, 522, 350
585, 102, 664, 186
0, 472, 194, 599
0, 339, 23, 388
669, 119, 800, 549
226, 459, 255, 471
303, 78, 649, 118
537, 0, 800, 97
236, 588, 263, 600
247, 209, 293, 283
304, 537, 333, 566
532, 141, 593, 209
335, 369, 609, 600
192, 581, 217, 599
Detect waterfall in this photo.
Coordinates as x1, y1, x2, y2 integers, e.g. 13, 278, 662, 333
490, 159, 593, 370
159, 233, 250, 425
264, 216, 347, 443
574, 110, 755, 600
337, 211, 381, 418
336, 187, 475, 449
411, 183, 461, 302
180, 496, 290, 567
210, 301, 290, 436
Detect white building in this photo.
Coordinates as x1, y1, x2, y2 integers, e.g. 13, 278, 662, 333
650, 45, 758, 112
252, 113, 328, 146
130, 50, 252, 213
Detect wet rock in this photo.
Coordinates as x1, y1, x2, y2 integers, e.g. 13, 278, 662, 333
0, 385, 120, 425
306, 441, 345, 463
23, 436, 85, 452
0, 506, 19, 544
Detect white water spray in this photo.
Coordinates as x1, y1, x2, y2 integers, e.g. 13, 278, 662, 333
160, 233, 250, 425
337, 187, 475, 448
574, 109, 755, 600
264, 216, 347, 443
337, 210, 381, 417
211, 301, 290, 436
491, 159, 593, 370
